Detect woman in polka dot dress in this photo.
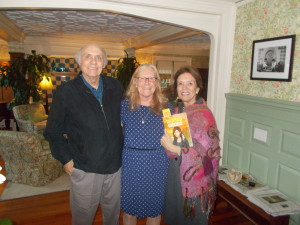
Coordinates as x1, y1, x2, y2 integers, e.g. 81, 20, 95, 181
121, 64, 171, 225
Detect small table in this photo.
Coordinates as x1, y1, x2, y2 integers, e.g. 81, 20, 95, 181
217, 180, 290, 225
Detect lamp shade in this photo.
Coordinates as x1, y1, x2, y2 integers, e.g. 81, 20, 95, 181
40, 76, 54, 90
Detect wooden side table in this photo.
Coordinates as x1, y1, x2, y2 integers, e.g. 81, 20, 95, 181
217, 181, 289, 225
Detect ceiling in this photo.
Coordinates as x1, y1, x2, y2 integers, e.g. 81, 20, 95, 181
0, 0, 246, 58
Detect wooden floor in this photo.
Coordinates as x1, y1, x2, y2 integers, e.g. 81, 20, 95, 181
0, 190, 163, 225
0, 156, 252, 225
0, 190, 253, 225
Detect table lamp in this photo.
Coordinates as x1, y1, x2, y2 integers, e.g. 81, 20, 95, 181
39, 76, 54, 114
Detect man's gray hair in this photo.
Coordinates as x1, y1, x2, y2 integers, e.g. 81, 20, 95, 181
75, 44, 108, 68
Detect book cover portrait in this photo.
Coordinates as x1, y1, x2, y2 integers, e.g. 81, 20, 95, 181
162, 112, 193, 147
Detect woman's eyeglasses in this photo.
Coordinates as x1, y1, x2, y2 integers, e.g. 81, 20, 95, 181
136, 77, 157, 83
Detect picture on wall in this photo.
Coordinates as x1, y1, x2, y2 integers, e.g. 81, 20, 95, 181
250, 35, 296, 81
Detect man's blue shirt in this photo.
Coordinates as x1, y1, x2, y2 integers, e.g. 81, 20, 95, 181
81, 74, 103, 104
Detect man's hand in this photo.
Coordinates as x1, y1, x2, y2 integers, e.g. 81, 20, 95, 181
64, 160, 74, 175
160, 130, 180, 154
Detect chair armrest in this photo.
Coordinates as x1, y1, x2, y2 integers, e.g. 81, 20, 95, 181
33, 120, 47, 134
15, 119, 34, 133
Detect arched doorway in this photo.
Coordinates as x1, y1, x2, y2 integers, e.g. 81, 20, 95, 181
0, 0, 237, 145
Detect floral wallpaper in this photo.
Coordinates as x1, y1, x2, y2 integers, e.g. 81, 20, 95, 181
230, 0, 300, 102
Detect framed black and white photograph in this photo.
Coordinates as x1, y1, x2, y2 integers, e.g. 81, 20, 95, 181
250, 35, 296, 81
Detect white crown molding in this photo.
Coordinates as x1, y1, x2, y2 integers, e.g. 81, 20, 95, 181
124, 24, 200, 50
0, 13, 25, 42
8, 41, 25, 53
24, 36, 125, 58
236, 0, 255, 7
137, 45, 210, 57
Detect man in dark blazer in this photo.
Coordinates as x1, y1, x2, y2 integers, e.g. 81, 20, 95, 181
45, 43, 124, 225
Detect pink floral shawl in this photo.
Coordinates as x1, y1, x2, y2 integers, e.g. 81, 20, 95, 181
174, 100, 220, 217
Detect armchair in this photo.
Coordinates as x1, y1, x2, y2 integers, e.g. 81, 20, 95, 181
12, 102, 48, 134
0, 130, 64, 186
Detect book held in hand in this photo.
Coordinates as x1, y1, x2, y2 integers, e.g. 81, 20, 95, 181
162, 111, 193, 147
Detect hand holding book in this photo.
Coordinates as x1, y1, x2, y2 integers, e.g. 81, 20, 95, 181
161, 130, 181, 156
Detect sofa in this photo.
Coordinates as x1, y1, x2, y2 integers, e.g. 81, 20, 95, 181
0, 130, 64, 186
12, 102, 48, 134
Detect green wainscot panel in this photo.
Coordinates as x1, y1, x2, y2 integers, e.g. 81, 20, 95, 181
223, 94, 300, 225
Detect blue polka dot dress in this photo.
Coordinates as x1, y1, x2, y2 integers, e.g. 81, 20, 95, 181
121, 99, 170, 219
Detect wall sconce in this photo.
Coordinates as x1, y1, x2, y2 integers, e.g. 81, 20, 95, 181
39, 76, 54, 114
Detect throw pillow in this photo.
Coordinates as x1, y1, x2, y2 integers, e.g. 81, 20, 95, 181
25, 111, 48, 123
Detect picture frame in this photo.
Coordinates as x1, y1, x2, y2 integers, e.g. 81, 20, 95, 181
250, 35, 296, 81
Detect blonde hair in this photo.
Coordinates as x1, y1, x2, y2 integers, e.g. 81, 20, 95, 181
125, 63, 167, 116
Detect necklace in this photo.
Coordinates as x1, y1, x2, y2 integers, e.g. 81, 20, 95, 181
138, 106, 150, 124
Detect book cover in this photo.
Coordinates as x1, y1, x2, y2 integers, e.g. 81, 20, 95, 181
162, 112, 193, 147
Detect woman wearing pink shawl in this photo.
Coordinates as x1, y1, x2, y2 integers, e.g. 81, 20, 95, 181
161, 66, 220, 225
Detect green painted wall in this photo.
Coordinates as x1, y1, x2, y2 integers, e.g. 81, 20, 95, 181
223, 93, 300, 225
224, 1, 300, 223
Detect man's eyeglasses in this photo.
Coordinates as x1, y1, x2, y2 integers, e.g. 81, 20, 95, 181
136, 77, 158, 83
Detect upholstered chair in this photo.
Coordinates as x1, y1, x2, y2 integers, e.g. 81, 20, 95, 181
0, 130, 64, 186
12, 102, 48, 134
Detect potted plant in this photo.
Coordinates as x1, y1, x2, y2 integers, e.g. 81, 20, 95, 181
0, 50, 49, 109
113, 50, 139, 90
